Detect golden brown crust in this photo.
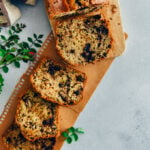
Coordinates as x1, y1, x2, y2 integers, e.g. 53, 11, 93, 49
15, 89, 60, 142
30, 58, 87, 106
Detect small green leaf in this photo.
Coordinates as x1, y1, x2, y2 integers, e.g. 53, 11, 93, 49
22, 42, 29, 48
11, 26, 16, 31
68, 127, 75, 133
0, 74, 4, 82
1, 35, 6, 41
8, 30, 12, 35
22, 59, 28, 63
14, 61, 20, 68
28, 37, 33, 43
71, 133, 78, 141
18, 43, 23, 48
37, 40, 43, 43
62, 132, 69, 138
23, 49, 30, 53
30, 48, 36, 53
38, 34, 44, 39
2, 66, 9, 73
6, 54, 15, 61
66, 137, 72, 144
8, 35, 19, 41
14, 39, 18, 43
0, 49, 5, 56
33, 33, 37, 39
34, 43, 41, 47
22, 55, 30, 59
76, 128, 85, 134
0, 74, 4, 94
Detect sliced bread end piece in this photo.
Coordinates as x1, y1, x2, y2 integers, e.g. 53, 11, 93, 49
2, 123, 56, 150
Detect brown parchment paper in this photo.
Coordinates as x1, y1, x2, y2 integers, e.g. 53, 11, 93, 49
0, 32, 114, 150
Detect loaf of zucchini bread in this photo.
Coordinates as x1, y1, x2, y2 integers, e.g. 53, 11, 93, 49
2, 123, 56, 150
30, 58, 86, 106
56, 13, 112, 65
15, 90, 59, 141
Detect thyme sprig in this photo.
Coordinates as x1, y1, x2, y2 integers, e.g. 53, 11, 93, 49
0, 23, 43, 94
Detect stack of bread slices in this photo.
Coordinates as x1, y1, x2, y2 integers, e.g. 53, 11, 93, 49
2, 0, 125, 149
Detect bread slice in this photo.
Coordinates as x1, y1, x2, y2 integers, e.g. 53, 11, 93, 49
45, 0, 126, 65
15, 90, 59, 141
30, 58, 86, 106
56, 13, 112, 65
2, 123, 56, 150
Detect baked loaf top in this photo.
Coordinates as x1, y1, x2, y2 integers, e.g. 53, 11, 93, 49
15, 90, 59, 141
30, 58, 86, 106
56, 14, 112, 65
63, 0, 106, 10
2, 123, 56, 150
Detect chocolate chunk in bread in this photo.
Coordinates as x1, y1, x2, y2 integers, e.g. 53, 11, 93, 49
15, 90, 59, 141
56, 14, 112, 65
30, 58, 86, 106
2, 123, 56, 150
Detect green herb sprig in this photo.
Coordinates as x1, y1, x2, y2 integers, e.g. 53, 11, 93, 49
0, 23, 43, 94
62, 127, 85, 144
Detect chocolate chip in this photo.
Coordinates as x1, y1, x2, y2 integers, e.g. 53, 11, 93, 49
76, 75, 85, 82
47, 118, 54, 126
97, 34, 102, 40
48, 64, 61, 75
22, 95, 29, 103
40, 129, 44, 132
54, 65, 61, 71
50, 138, 56, 144
18, 133, 26, 143
107, 44, 111, 48
6, 137, 11, 143
81, 50, 95, 62
95, 25, 109, 35
93, 15, 101, 19
58, 83, 65, 88
68, 101, 74, 105
83, 43, 91, 52
74, 90, 80, 96
42, 120, 47, 126
99, 25, 109, 35
84, 19, 90, 25
75, 0, 82, 6
70, 49, 75, 53
103, 52, 107, 57
34, 92, 39, 97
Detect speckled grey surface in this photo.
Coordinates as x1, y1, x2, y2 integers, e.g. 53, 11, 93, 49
1, 0, 150, 150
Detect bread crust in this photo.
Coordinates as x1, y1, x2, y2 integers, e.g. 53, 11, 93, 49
30, 58, 87, 106
15, 89, 60, 142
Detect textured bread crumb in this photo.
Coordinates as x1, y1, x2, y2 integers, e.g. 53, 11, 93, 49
56, 14, 112, 65
2, 123, 56, 150
30, 58, 86, 106
15, 90, 59, 141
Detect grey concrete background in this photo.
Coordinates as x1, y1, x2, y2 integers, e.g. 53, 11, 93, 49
1, 0, 150, 149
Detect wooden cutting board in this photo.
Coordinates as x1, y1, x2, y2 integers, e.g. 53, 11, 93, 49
0, 0, 126, 149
